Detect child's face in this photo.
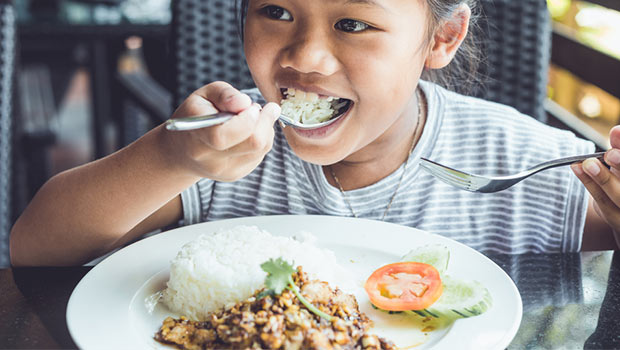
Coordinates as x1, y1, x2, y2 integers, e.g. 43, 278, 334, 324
244, 0, 430, 165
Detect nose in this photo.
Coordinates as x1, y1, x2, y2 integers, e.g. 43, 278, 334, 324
279, 26, 340, 76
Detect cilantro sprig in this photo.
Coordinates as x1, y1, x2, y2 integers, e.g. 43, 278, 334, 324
259, 257, 333, 321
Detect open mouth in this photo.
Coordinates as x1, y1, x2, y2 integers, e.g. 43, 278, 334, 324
280, 88, 353, 126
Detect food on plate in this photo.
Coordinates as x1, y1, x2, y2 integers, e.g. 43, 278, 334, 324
260, 258, 334, 321
401, 244, 450, 275
160, 226, 353, 321
155, 261, 395, 350
153, 228, 492, 350
367, 244, 493, 322
405, 275, 492, 320
364, 262, 443, 311
280, 88, 351, 125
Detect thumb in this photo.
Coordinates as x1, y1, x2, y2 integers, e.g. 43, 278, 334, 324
261, 102, 282, 124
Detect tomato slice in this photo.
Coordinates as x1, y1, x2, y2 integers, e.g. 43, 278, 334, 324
364, 262, 443, 311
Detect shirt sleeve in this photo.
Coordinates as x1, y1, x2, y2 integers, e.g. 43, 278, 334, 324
180, 179, 214, 225
563, 137, 596, 252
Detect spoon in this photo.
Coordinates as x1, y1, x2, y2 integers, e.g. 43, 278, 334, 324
165, 111, 343, 131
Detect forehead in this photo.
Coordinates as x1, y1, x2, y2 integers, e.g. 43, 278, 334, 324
246, 0, 424, 14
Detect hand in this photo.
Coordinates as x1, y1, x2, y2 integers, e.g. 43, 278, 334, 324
571, 125, 620, 239
164, 81, 281, 182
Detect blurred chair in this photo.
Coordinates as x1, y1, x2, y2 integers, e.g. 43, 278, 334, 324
118, 0, 551, 140
473, 0, 551, 123
0, 0, 16, 267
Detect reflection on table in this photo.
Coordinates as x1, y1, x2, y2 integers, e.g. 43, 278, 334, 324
488, 251, 620, 349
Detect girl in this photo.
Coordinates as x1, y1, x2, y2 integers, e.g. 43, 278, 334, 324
10, 0, 620, 266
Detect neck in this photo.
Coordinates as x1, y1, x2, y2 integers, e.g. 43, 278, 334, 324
325, 89, 425, 190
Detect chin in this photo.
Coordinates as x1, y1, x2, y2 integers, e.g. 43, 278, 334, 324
283, 131, 353, 166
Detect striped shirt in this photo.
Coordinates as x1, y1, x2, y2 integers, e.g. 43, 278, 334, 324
181, 80, 594, 254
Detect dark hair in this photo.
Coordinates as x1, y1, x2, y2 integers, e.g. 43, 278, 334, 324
235, 0, 483, 94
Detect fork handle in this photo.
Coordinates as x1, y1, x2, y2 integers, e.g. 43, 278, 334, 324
531, 151, 608, 172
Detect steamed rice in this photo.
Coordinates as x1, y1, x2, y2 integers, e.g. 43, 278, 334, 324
161, 225, 353, 321
280, 89, 346, 124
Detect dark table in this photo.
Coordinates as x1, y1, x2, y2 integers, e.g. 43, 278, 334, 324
1, 251, 619, 349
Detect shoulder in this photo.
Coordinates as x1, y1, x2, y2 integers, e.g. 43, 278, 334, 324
423, 81, 594, 164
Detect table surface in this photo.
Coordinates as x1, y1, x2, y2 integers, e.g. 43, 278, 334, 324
2, 250, 619, 349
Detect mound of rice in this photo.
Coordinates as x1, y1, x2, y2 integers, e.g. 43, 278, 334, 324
280, 89, 347, 125
161, 225, 353, 321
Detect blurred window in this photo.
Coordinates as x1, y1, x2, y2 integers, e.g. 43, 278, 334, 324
547, 0, 620, 147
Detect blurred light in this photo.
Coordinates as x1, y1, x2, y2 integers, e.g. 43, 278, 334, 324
578, 93, 602, 118
547, 0, 572, 19
575, 7, 620, 28
125, 36, 143, 50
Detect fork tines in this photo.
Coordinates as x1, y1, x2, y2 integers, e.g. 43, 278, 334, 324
419, 158, 477, 192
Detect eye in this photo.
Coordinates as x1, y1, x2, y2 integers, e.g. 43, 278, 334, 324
261, 5, 293, 21
335, 19, 370, 33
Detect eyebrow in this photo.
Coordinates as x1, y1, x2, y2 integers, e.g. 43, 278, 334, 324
344, 0, 387, 10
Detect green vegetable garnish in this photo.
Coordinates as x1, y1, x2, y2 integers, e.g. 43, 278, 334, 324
260, 257, 333, 322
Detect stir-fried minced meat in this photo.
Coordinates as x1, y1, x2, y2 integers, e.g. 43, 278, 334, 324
155, 267, 395, 350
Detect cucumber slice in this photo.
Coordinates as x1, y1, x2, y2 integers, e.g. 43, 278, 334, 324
406, 275, 492, 321
400, 244, 450, 275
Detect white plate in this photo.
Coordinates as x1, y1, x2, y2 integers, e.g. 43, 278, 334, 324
67, 215, 522, 350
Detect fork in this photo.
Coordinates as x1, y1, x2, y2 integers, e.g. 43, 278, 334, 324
419, 152, 607, 193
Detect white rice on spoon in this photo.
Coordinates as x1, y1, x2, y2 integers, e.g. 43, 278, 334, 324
280, 88, 349, 125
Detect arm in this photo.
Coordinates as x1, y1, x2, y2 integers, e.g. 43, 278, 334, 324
10, 82, 280, 266
10, 128, 190, 266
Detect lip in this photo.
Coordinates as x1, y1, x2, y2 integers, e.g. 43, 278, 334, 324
289, 102, 353, 139
277, 82, 348, 100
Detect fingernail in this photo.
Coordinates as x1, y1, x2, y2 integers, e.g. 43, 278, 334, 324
264, 102, 281, 122
607, 149, 620, 165
583, 158, 601, 176
571, 163, 584, 176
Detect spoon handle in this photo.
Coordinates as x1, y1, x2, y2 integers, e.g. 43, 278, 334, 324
165, 111, 334, 131
165, 112, 234, 131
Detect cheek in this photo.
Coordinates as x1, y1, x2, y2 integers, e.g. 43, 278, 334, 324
244, 36, 278, 100
244, 25, 267, 75
352, 41, 423, 111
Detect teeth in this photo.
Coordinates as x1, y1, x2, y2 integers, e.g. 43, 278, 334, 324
283, 88, 338, 102
306, 92, 319, 102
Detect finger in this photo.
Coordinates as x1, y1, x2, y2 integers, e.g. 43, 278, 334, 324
171, 91, 219, 119
224, 103, 281, 155
201, 103, 262, 150
609, 125, 620, 149
198, 81, 252, 114
574, 159, 620, 209
572, 163, 618, 217
605, 148, 620, 172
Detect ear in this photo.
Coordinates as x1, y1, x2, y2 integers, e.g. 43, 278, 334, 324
425, 3, 471, 69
